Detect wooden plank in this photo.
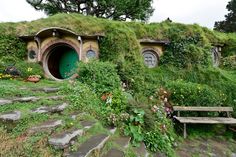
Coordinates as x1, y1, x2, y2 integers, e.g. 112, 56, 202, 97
174, 117, 236, 124
173, 106, 233, 112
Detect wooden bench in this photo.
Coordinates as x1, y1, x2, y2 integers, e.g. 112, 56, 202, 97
173, 106, 236, 138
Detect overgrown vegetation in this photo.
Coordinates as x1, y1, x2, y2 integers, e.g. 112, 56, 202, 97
0, 13, 236, 156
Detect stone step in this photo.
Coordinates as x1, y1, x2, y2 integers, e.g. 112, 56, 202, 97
20, 87, 60, 93
49, 120, 96, 149
68, 134, 110, 157
32, 87, 60, 93
153, 152, 167, 157
70, 112, 86, 120
31, 103, 69, 114
108, 126, 117, 134
0, 99, 13, 106
0, 111, 21, 122
113, 136, 131, 149
13, 96, 41, 103
102, 148, 124, 157
28, 119, 62, 134
101, 136, 130, 157
133, 142, 149, 157
49, 128, 84, 149
80, 120, 96, 129
0, 95, 64, 106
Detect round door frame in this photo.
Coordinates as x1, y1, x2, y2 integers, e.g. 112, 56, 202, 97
41, 39, 80, 81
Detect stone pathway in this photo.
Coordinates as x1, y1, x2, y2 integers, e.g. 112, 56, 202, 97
0, 85, 136, 157
113, 136, 130, 148
0, 95, 64, 106
133, 142, 149, 157
28, 119, 63, 134
32, 87, 60, 93
49, 120, 96, 149
49, 128, 84, 149
31, 102, 68, 114
0, 99, 12, 106
0, 111, 21, 121
102, 148, 124, 157
102, 136, 130, 157
68, 134, 110, 157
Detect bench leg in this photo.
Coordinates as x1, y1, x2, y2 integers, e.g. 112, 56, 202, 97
183, 123, 187, 138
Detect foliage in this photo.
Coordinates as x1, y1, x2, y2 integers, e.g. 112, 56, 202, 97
99, 23, 141, 63
144, 129, 175, 156
214, 0, 236, 32
165, 79, 225, 107
61, 81, 101, 115
221, 55, 236, 70
0, 73, 13, 80
124, 109, 145, 146
116, 61, 146, 94
26, 0, 154, 21
78, 61, 121, 93
160, 34, 212, 68
0, 34, 26, 60
15, 61, 44, 78
221, 33, 236, 57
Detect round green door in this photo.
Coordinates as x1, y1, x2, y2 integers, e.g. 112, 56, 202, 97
59, 50, 79, 79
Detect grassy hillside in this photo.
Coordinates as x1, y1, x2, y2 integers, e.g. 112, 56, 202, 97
0, 13, 236, 156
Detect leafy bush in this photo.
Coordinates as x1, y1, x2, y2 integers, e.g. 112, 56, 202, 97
124, 109, 145, 146
61, 81, 101, 116
117, 61, 146, 94
221, 34, 236, 57
99, 23, 141, 63
165, 80, 225, 106
144, 129, 175, 156
160, 35, 212, 68
221, 55, 236, 70
15, 61, 44, 78
78, 61, 121, 94
0, 34, 26, 59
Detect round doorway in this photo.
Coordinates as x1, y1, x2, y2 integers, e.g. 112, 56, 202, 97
44, 44, 79, 80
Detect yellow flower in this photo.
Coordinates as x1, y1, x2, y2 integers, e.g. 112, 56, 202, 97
27, 67, 33, 72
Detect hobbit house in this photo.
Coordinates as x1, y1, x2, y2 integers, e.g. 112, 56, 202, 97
21, 27, 170, 80
21, 27, 101, 80
21, 27, 222, 81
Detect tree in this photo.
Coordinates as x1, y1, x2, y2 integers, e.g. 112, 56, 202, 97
26, 0, 154, 21
214, 0, 236, 32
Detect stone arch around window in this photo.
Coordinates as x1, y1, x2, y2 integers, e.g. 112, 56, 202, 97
28, 47, 38, 62
84, 46, 99, 61
142, 48, 160, 68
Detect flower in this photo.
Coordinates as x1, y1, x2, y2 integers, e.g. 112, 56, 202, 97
27, 67, 33, 72
29, 75, 41, 79
151, 105, 159, 113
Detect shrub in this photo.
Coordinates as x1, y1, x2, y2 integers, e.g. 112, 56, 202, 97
221, 55, 236, 70
165, 80, 225, 106
144, 129, 175, 156
60, 81, 101, 116
117, 61, 146, 94
99, 23, 141, 63
0, 34, 26, 60
15, 61, 44, 78
160, 35, 212, 68
77, 61, 121, 94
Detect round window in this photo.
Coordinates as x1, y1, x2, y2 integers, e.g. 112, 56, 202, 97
142, 50, 158, 68
86, 50, 96, 59
28, 50, 37, 60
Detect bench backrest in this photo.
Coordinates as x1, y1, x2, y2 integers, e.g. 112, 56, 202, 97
173, 106, 233, 112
